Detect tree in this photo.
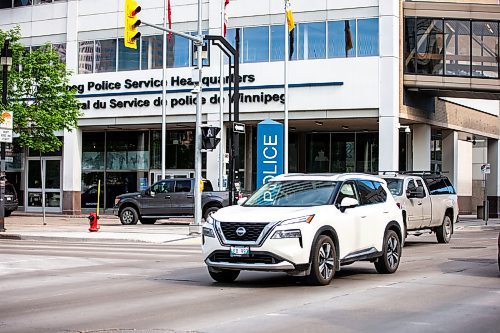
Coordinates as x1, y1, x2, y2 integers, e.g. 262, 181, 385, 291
0, 26, 81, 153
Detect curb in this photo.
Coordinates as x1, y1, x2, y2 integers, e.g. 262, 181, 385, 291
0, 233, 200, 244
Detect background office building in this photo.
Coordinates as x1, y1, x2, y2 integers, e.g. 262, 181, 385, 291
1, 0, 499, 216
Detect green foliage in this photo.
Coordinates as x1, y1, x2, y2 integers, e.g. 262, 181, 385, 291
0, 27, 81, 154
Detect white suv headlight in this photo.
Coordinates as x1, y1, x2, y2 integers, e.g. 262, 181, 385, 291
271, 229, 302, 239
279, 215, 315, 226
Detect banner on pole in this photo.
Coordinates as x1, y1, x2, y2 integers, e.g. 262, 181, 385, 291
256, 119, 284, 188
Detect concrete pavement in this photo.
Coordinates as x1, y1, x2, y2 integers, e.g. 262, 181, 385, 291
0, 213, 498, 246
0, 213, 202, 245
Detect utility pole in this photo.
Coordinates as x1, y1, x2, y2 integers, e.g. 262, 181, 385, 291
0, 39, 12, 233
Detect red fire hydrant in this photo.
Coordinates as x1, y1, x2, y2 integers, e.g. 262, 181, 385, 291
88, 212, 100, 232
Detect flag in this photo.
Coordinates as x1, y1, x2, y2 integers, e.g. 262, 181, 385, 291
224, 0, 230, 37
286, 1, 295, 60
345, 20, 353, 57
167, 0, 172, 40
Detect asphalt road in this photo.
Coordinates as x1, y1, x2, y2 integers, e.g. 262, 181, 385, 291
0, 223, 499, 333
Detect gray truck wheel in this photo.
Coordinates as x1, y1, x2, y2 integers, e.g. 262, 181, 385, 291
203, 207, 220, 221
436, 215, 452, 244
120, 207, 138, 225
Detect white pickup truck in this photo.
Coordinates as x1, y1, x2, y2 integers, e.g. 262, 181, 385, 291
380, 173, 459, 243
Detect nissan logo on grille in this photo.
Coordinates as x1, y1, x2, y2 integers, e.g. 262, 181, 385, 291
236, 227, 246, 237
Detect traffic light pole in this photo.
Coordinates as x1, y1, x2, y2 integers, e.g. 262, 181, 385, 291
203, 34, 240, 205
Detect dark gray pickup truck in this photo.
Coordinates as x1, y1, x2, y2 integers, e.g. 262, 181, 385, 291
113, 178, 229, 225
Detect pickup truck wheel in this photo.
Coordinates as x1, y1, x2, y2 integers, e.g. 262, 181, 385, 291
375, 230, 401, 274
203, 207, 220, 221
208, 269, 240, 283
140, 219, 156, 225
436, 215, 452, 244
120, 207, 138, 225
307, 235, 336, 286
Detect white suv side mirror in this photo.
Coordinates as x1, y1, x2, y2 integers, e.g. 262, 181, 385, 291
237, 197, 248, 205
340, 197, 359, 212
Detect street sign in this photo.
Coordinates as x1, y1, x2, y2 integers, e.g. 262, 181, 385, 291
233, 122, 245, 134
0, 129, 12, 143
0, 111, 13, 129
481, 163, 491, 175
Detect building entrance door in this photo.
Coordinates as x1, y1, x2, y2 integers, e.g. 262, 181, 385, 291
26, 158, 62, 213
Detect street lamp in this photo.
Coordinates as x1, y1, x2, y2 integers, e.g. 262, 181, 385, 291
0, 38, 13, 233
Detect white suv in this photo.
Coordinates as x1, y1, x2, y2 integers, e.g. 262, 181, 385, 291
202, 173, 404, 285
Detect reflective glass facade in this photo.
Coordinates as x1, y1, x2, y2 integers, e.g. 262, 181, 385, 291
405, 17, 500, 78
78, 18, 380, 74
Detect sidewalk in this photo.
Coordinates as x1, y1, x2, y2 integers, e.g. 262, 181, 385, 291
0, 213, 498, 245
0, 213, 202, 245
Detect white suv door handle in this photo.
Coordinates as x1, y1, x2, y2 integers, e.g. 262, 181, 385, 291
361, 216, 367, 218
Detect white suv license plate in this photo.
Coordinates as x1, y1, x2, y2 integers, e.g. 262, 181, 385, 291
230, 246, 250, 257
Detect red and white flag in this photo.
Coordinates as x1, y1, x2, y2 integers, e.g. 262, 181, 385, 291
224, 0, 230, 37
167, 0, 172, 40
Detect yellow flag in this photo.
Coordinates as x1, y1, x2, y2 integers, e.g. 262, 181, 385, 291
286, 1, 295, 33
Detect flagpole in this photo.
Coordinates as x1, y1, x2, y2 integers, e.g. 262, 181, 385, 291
218, 0, 225, 190
284, 0, 289, 174
161, 0, 167, 180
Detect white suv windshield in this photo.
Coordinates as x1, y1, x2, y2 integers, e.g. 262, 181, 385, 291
244, 181, 338, 207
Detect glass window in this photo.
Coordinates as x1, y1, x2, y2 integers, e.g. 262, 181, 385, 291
152, 180, 174, 193
106, 172, 138, 209
106, 131, 149, 170
245, 181, 337, 207
357, 18, 379, 57
243, 26, 269, 63
306, 133, 330, 173
82, 132, 105, 170
14, 0, 32, 6
175, 180, 192, 193
95, 39, 117, 73
166, 130, 195, 169
225, 28, 241, 64
444, 20, 471, 77
472, 21, 499, 78
167, 34, 189, 68
52, 43, 66, 64
355, 133, 378, 173
424, 177, 455, 195
118, 38, 140, 71
28, 160, 41, 188
415, 18, 444, 75
385, 178, 403, 196
45, 160, 60, 189
81, 172, 104, 209
357, 180, 381, 205
0, 1, 12, 9
407, 180, 417, 193
271, 25, 285, 61
298, 22, 326, 60
328, 20, 356, 58
141, 35, 163, 70
404, 17, 417, 73
331, 133, 355, 172
335, 182, 358, 206
78, 41, 94, 74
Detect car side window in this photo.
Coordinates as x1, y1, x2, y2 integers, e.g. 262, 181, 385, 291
372, 181, 387, 202
416, 179, 426, 197
335, 182, 357, 206
407, 180, 416, 193
175, 180, 192, 193
152, 180, 174, 194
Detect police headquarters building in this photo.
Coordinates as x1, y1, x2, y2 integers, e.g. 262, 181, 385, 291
1, 0, 500, 216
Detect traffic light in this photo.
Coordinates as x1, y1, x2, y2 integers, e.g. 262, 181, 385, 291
124, 0, 142, 49
201, 126, 221, 150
